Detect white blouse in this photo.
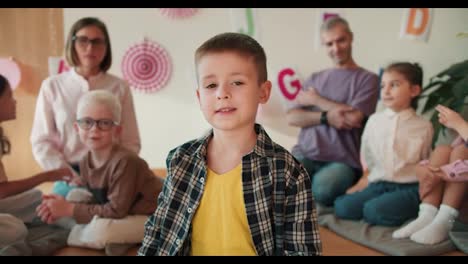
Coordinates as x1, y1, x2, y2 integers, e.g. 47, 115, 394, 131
362, 108, 434, 183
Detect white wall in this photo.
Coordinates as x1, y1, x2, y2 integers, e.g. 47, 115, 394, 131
64, 8, 468, 168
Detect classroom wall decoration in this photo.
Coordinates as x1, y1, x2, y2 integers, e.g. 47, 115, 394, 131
48, 56, 70, 76
400, 8, 433, 42
121, 38, 172, 93
0, 57, 21, 90
159, 8, 199, 19
230, 8, 260, 41
275, 66, 303, 110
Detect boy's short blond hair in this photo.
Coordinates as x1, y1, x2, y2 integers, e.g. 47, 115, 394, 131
77, 90, 122, 123
194, 32, 268, 84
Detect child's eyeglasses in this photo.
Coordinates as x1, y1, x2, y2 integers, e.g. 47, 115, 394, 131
72, 35, 106, 48
76, 118, 118, 131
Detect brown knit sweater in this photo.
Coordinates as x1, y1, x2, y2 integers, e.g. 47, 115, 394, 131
73, 144, 163, 224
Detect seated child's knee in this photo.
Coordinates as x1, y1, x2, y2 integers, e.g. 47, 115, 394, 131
334, 196, 362, 220
312, 186, 336, 207
0, 215, 28, 246
362, 203, 381, 225
362, 202, 400, 226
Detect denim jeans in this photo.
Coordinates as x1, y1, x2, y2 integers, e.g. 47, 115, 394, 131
334, 181, 420, 226
295, 155, 361, 206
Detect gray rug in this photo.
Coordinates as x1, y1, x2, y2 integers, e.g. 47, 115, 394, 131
316, 204, 460, 256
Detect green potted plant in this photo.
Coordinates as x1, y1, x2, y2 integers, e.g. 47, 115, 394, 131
418, 59, 468, 145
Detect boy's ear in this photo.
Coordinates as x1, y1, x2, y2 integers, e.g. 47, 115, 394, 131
411, 84, 422, 98
259, 81, 272, 104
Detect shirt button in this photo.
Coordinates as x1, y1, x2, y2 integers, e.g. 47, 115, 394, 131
175, 239, 180, 245
187, 207, 193, 214
200, 177, 205, 183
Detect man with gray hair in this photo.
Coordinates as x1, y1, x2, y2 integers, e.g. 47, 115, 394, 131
287, 16, 379, 208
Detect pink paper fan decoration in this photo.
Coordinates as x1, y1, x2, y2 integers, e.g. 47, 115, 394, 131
159, 8, 199, 19
0, 58, 21, 90
121, 39, 172, 93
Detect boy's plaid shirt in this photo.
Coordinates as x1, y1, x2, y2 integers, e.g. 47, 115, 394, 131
138, 124, 322, 256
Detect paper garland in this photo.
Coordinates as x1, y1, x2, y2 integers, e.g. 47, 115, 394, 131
159, 8, 199, 19
121, 39, 172, 93
0, 58, 21, 90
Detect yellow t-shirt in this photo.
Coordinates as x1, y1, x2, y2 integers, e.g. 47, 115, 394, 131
190, 164, 256, 256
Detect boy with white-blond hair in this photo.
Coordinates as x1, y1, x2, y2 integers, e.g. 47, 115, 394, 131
36, 90, 163, 255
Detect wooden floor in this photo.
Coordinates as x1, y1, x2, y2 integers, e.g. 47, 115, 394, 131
320, 227, 383, 256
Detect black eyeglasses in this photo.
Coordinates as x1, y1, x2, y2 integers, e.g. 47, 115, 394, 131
72, 35, 106, 48
76, 118, 118, 131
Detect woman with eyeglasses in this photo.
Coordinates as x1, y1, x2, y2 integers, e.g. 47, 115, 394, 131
31, 17, 140, 198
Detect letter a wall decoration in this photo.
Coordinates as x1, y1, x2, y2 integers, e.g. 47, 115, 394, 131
48, 57, 70, 76
400, 8, 433, 42
230, 8, 261, 41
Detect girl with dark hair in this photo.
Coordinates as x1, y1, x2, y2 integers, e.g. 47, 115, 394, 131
333, 62, 434, 227
0, 74, 71, 250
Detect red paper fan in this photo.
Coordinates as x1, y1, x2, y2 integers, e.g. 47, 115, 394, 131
159, 8, 199, 19
121, 39, 172, 93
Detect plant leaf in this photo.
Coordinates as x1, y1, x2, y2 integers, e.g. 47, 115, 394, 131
422, 80, 444, 92
435, 60, 468, 79
452, 75, 468, 98
421, 95, 440, 114
430, 113, 442, 148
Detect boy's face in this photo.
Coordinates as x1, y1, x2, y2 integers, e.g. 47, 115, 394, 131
196, 51, 271, 132
381, 70, 420, 112
74, 103, 121, 151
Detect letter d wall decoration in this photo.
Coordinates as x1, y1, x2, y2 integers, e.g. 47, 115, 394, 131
230, 8, 260, 41
400, 8, 433, 42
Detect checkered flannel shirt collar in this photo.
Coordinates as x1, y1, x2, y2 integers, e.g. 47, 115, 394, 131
190, 123, 275, 160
